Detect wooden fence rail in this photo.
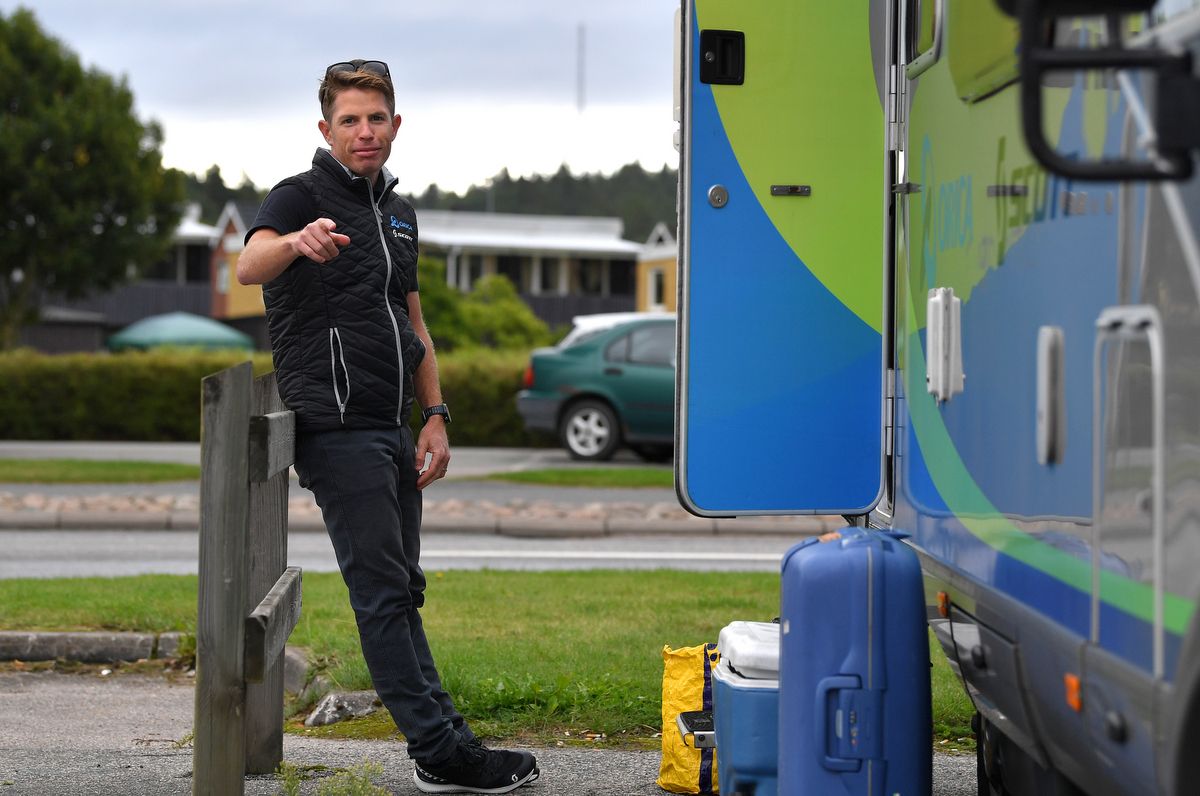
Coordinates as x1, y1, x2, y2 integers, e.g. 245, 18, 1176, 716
194, 363, 302, 795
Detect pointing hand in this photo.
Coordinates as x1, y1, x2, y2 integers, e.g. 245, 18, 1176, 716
293, 218, 351, 263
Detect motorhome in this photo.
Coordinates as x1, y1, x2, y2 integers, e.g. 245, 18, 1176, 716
675, 1, 1200, 793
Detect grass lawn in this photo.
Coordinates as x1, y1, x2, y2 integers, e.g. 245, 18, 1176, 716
0, 570, 975, 751
483, 468, 673, 489
0, 458, 200, 483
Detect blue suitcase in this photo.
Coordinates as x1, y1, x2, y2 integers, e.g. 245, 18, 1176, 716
778, 527, 931, 796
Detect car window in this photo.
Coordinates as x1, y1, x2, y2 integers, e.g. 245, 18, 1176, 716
563, 328, 607, 348
628, 324, 675, 367
605, 334, 630, 362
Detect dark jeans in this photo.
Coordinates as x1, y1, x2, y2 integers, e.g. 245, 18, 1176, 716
294, 426, 473, 764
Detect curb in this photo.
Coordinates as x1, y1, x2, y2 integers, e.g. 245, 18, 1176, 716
0, 632, 311, 695
0, 510, 838, 536
0, 631, 186, 663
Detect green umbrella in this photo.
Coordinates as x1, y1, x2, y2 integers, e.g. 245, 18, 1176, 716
107, 311, 254, 351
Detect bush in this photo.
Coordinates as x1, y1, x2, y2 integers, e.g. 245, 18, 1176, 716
424, 348, 553, 447
0, 347, 554, 446
0, 348, 274, 441
458, 275, 554, 350
417, 257, 554, 352
416, 256, 470, 351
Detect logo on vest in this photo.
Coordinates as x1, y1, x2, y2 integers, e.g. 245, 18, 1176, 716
389, 215, 414, 240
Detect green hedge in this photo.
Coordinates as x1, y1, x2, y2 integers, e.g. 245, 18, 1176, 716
0, 348, 554, 447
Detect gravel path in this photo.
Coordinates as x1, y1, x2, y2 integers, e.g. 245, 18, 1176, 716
0, 670, 975, 795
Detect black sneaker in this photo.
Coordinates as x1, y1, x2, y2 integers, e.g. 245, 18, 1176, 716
461, 737, 540, 784
413, 743, 538, 794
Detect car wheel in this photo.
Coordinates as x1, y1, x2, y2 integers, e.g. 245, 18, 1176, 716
560, 400, 620, 461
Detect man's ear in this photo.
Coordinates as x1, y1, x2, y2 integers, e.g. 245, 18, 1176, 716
390, 115, 402, 140
318, 118, 332, 145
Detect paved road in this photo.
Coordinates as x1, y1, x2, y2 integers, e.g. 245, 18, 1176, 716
0, 670, 976, 796
0, 477, 682, 508
0, 529, 798, 578
0, 442, 649, 475
0, 442, 681, 507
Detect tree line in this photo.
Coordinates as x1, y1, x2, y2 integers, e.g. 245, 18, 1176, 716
187, 162, 678, 245
405, 163, 677, 244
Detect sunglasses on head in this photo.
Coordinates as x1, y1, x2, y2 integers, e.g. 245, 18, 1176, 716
325, 59, 391, 80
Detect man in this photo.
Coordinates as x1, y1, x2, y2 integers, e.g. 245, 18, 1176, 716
238, 59, 539, 794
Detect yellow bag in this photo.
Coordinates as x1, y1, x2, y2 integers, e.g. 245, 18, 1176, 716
656, 643, 719, 794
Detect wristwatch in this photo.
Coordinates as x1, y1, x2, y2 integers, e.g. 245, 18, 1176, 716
421, 403, 451, 424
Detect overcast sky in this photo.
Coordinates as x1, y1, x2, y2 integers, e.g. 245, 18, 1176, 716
5, 0, 681, 194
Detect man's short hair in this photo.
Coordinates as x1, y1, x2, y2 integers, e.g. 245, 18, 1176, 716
319, 69, 395, 120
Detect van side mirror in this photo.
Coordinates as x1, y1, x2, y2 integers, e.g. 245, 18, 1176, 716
1002, 0, 1200, 182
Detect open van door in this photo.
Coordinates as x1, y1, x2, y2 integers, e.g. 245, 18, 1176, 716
676, 0, 890, 515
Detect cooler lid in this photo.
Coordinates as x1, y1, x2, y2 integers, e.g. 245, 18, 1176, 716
717, 621, 780, 680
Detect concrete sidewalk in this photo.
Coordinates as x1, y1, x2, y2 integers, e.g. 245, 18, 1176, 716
0, 498, 836, 537
0, 669, 667, 796
0, 441, 852, 551
0, 442, 841, 537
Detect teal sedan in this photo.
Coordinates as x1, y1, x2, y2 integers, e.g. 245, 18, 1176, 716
517, 316, 676, 461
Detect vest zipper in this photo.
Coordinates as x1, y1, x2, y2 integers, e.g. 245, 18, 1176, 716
328, 328, 350, 423
366, 179, 406, 426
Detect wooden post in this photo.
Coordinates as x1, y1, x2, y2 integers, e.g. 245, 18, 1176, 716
194, 366, 301, 793
194, 363, 252, 795
243, 372, 294, 774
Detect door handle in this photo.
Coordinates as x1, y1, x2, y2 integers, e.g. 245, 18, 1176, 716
604, 367, 624, 376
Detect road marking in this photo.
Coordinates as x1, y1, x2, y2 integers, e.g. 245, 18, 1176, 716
421, 549, 782, 562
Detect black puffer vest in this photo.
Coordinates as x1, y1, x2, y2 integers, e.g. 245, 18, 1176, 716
263, 149, 426, 431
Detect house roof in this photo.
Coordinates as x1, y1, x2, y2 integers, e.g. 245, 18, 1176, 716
214, 199, 264, 237
174, 204, 221, 245
212, 199, 264, 253
639, 221, 677, 262
416, 210, 641, 258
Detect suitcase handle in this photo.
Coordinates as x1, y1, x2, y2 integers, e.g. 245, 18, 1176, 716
815, 675, 862, 772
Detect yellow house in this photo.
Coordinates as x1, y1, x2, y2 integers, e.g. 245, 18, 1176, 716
210, 200, 269, 346
636, 222, 677, 313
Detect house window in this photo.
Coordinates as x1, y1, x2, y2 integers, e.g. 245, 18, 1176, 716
497, 255, 530, 291
609, 259, 635, 296
465, 254, 484, 290
216, 262, 230, 295
497, 255, 521, 288
579, 259, 605, 296
649, 267, 666, 309
185, 244, 210, 283
540, 259, 560, 294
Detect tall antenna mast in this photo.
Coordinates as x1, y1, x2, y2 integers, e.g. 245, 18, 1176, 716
576, 22, 586, 113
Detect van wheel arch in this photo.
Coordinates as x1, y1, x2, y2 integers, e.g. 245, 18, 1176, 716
1167, 606, 1200, 795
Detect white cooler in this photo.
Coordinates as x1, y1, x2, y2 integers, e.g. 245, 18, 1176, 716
712, 621, 780, 796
